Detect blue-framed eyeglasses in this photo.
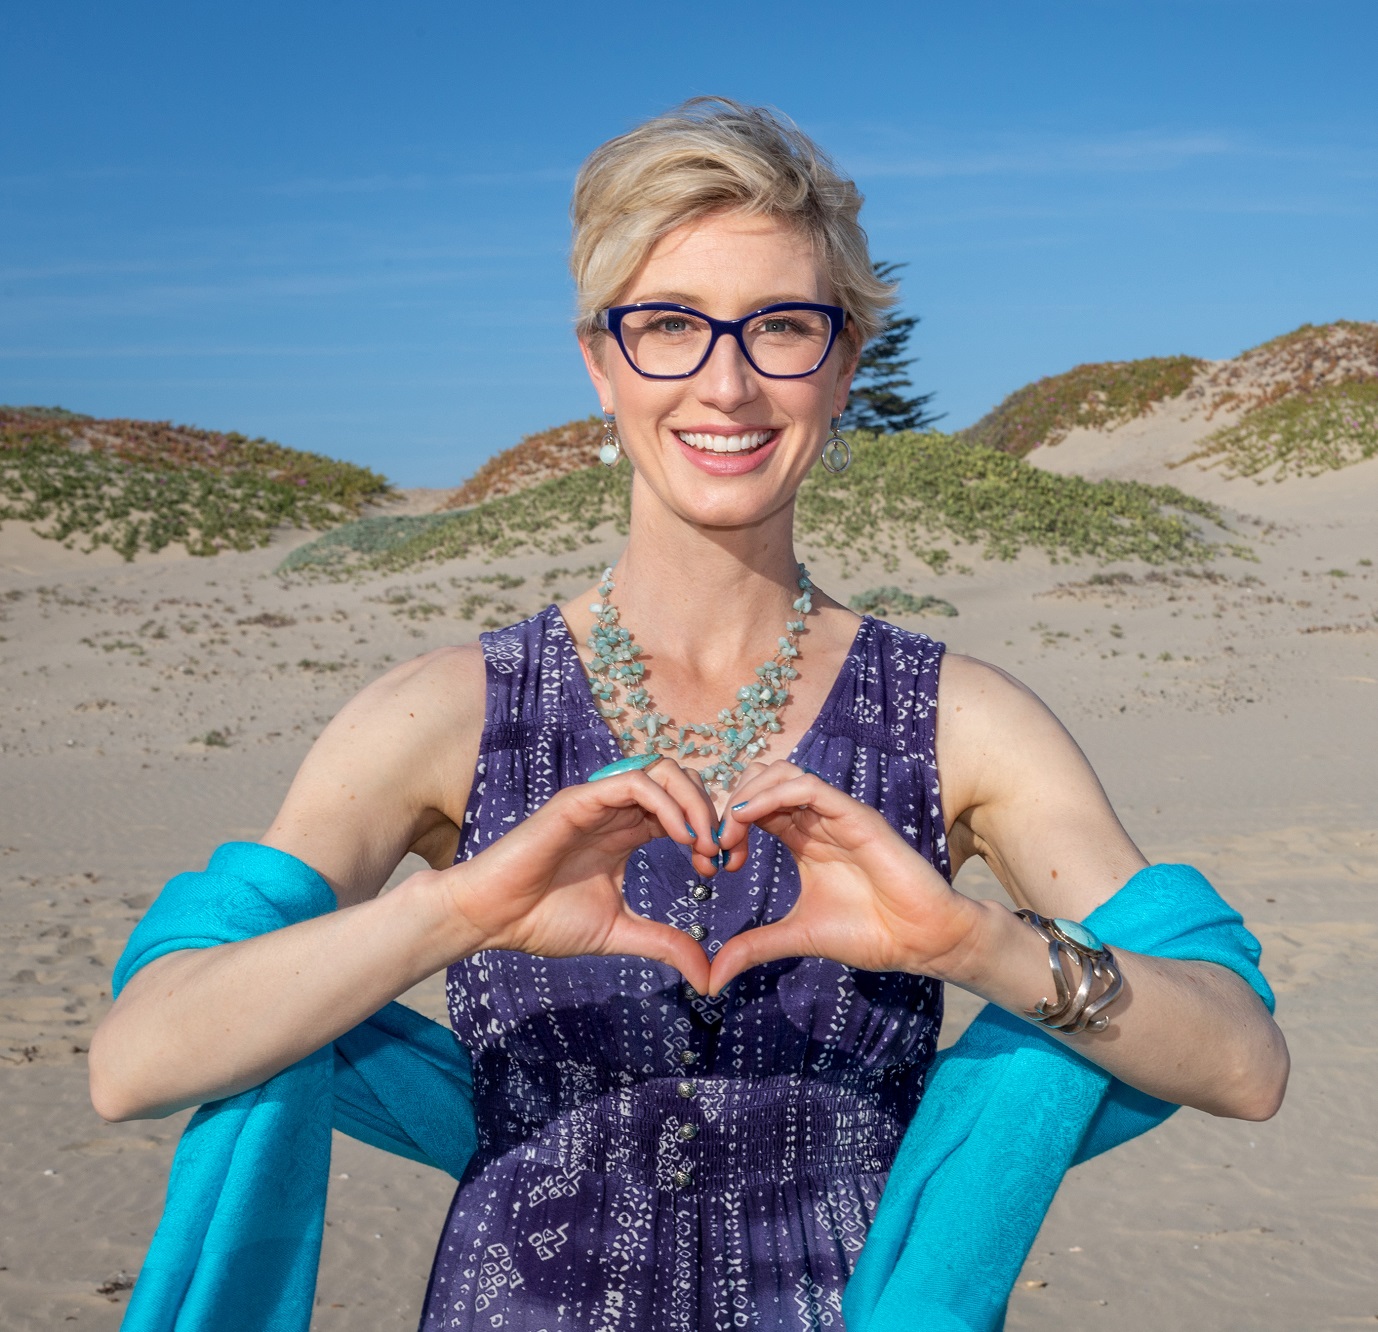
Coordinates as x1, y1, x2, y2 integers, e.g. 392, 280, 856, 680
599, 301, 847, 380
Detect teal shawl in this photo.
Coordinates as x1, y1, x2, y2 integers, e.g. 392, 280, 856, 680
111, 847, 1271, 1331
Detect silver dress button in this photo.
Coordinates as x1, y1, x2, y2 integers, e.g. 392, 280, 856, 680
677, 1122, 699, 1141
686, 924, 707, 942
678, 1049, 698, 1065
672, 1169, 693, 1189
691, 883, 712, 902
676, 1079, 697, 1099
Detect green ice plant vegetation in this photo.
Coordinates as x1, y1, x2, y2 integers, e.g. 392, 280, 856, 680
278, 463, 635, 576
1177, 381, 1378, 481
0, 410, 391, 559
961, 357, 1204, 456
849, 587, 959, 618
281, 431, 1230, 579
794, 432, 1226, 572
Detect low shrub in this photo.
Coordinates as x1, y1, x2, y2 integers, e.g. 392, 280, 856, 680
961, 356, 1203, 456
279, 464, 632, 576
794, 431, 1227, 571
849, 587, 959, 618
0, 408, 391, 558
1178, 380, 1378, 480
282, 430, 1231, 578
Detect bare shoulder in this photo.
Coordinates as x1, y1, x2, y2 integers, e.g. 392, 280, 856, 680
934, 651, 1059, 750
262, 642, 489, 905
333, 640, 487, 734
936, 649, 1105, 799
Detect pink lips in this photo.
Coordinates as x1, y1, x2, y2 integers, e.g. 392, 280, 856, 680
674, 430, 780, 476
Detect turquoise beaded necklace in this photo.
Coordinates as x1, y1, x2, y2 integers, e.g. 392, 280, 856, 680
585, 565, 815, 791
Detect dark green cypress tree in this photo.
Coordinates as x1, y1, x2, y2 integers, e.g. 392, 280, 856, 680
841, 261, 942, 434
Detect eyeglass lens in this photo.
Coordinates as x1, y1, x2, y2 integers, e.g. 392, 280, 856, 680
618, 308, 834, 377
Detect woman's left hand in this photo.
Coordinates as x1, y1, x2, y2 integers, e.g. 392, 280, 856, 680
706, 761, 985, 994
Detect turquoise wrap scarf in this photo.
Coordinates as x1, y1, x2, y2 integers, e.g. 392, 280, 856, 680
111, 843, 477, 1331
111, 848, 1271, 1332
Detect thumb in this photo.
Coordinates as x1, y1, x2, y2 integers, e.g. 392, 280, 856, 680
610, 911, 712, 996
706, 918, 802, 996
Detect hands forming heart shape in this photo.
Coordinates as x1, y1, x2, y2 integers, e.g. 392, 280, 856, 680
438, 758, 984, 998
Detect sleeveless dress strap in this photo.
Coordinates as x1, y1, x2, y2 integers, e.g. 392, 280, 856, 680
457, 607, 615, 861
801, 616, 950, 881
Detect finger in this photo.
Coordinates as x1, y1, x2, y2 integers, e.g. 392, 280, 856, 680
693, 838, 745, 879
647, 759, 719, 854
706, 918, 803, 995
609, 910, 711, 995
716, 760, 804, 843
691, 845, 732, 879
708, 762, 817, 873
564, 769, 699, 854
728, 774, 869, 863
731, 772, 853, 828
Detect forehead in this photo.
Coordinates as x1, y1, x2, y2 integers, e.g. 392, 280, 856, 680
624, 211, 828, 309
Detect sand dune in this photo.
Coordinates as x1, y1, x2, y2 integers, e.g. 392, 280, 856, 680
2, 414, 1377, 1327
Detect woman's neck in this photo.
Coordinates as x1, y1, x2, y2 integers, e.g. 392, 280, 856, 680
605, 494, 806, 675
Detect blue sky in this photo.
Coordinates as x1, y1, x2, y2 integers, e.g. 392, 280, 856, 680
2, 1, 1375, 486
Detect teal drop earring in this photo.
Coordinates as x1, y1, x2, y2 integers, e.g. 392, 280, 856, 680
599, 412, 622, 467
822, 416, 851, 474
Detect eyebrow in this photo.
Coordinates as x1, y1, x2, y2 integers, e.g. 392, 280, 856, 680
625, 292, 823, 311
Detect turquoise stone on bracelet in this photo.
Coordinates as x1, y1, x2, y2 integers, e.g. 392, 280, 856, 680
585, 565, 814, 791
1052, 918, 1104, 952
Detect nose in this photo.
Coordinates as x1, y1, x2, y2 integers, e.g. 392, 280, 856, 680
693, 328, 761, 414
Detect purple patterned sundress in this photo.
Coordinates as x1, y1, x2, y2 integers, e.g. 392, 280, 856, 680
420, 606, 950, 1331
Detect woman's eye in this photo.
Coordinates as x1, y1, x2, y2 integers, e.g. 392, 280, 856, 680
641, 314, 700, 336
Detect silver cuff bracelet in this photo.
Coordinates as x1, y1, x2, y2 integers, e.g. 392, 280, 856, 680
1015, 910, 1124, 1034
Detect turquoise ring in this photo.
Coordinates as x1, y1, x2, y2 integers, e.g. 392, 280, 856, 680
588, 753, 665, 782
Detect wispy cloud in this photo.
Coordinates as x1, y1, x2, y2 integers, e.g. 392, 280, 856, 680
0, 237, 557, 289
848, 130, 1238, 180
0, 165, 146, 192
0, 257, 217, 284
264, 166, 575, 197
0, 343, 384, 360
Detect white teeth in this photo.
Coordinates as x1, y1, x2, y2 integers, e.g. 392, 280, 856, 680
677, 430, 773, 454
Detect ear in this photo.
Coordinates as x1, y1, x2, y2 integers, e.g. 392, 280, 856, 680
832, 338, 862, 419
578, 334, 614, 413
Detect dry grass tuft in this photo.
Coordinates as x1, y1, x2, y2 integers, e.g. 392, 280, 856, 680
0, 407, 390, 558
960, 357, 1204, 457
1187, 320, 1378, 419
435, 417, 603, 509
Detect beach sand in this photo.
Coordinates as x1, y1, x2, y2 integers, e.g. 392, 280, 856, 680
1, 441, 1375, 1330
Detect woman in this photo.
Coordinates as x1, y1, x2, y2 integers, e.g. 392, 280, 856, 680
90, 98, 1288, 1329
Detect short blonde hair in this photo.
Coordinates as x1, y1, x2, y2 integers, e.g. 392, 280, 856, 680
570, 97, 894, 352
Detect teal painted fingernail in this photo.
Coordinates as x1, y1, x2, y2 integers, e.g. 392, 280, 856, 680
714, 816, 726, 842
686, 823, 697, 839
803, 766, 820, 778
732, 801, 749, 811
714, 850, 729, 869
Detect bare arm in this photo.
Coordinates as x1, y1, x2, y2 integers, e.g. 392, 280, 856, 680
936, 653, 1289, 1120
90, 646, 721, 1122
88, 645, 488, 1121
708, 655, 1289, 1121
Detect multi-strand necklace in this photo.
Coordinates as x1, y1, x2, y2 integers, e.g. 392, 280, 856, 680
585, 565, 814, 790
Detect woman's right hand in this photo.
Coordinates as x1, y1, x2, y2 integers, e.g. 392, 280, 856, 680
429, 759, 719, 993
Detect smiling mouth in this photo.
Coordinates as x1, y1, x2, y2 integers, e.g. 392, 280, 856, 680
675, 429, 776, 455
